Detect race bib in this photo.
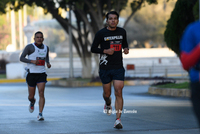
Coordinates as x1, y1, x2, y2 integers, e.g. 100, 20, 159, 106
110, 41, 122, 51
36, 57, 45, 66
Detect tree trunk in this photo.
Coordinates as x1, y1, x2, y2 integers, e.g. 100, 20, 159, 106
92, 54, 99, 77
81, 56, 92, 78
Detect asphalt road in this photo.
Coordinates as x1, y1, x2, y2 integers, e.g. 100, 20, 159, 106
0, 83, 199, 134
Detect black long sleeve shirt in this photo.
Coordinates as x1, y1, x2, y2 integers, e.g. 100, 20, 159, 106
91, 27, 128, 70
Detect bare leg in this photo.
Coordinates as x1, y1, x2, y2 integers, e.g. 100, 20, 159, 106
103, 82, 112, 105
28, 85, 36, 102
113, 80, 124, 119
37, 82, 46, 113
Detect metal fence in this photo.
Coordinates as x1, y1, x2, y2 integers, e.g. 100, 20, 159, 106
46, 65, 188, 78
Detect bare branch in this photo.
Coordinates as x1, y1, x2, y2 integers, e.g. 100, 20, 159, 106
107, 0, 112, 11
116, 0, 120, 13
123, 0, 144, 28
44, 1, 82, 57
74, 7, 95, 36
96, 0, 103, 25
84, 0, 103, 29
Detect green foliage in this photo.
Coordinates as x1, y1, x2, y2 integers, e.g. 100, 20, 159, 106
193, 1, 199, 20
164, 0, 197, 55
0, 74, 6, 78
0, 0, 8, 14
154, 82, 189, 89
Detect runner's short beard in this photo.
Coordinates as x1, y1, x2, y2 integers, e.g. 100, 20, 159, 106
108, 25, 116, 29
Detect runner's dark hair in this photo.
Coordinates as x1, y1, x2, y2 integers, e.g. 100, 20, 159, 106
106, 11, 119, 20
34, 31, 43, 37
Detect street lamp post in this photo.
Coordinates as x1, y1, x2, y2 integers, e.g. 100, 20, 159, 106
68, 6, 74, 78
11, 9, 16, 51
18, 9, 23, 50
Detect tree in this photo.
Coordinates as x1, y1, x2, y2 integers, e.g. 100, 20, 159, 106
0, 0, 9, 14
164, 0, 198, 56
125, 0, 176, 48
193, 1, 199, 20
1, 0, 159, 78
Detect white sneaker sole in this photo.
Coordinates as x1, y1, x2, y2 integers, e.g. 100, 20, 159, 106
37, 117, 44, 121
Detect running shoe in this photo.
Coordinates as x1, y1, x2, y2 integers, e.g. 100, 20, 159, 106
114, 118, 123, 129
104, 104, 112, 115
37, 113, 44, 121
29, 98, 36, 113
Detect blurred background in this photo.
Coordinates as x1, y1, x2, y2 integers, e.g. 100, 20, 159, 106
0, 0, 198, 79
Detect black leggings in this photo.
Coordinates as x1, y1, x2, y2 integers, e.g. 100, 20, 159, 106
190, 82, 200, 128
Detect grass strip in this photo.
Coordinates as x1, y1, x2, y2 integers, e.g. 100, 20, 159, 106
154, 82, 189, 89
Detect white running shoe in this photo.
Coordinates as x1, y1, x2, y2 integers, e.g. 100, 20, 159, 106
37, 113, 44, 121
114, 118, 123, 129
29, 98, 36, 113
103, 104, 112, 115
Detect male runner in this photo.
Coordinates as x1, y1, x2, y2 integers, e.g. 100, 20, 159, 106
91, 11, 129, 129
180, 21, 200, 128
20, 31, 51, 121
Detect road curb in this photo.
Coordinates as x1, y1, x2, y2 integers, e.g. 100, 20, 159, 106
148, 86, 190, 98
51, 80, 102, 87
50, 79, 189, 87
50, 79, 159, 87
0, 78, 60, 83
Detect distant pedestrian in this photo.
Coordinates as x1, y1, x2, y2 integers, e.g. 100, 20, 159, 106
20, 31, 51, 121
91, 11, 129, 129
180, 21, 200, 128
